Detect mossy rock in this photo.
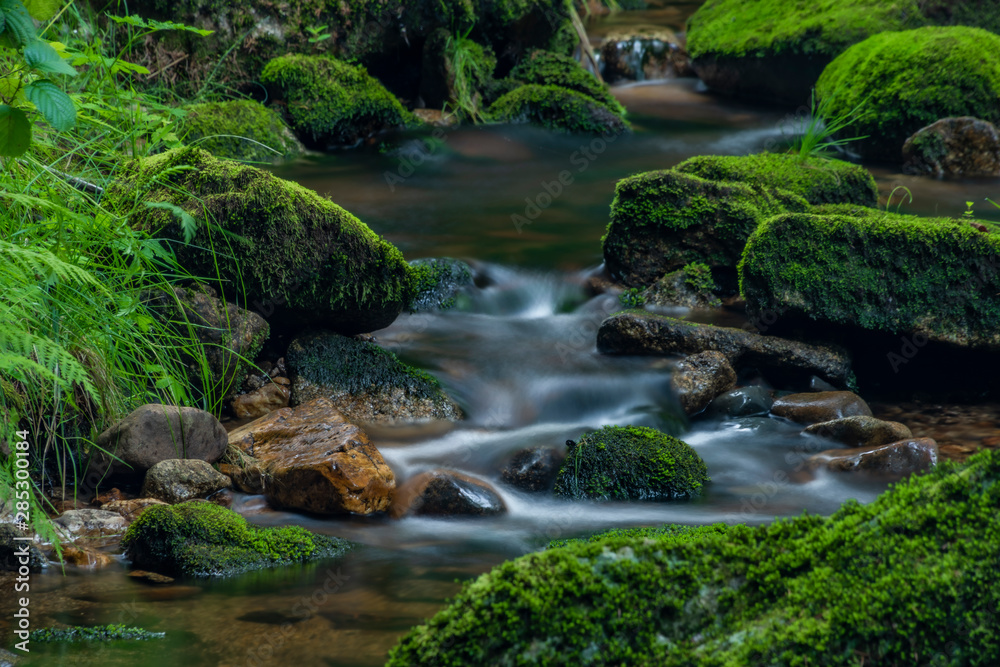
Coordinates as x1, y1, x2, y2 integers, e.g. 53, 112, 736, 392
642, 262, 721, 308
121, 501, 350, 577
674, 153, 878, 207
507, 50, 625, 116
261, 55, 417, 149
816, 26, 1000, 161
179, 99, 305, 163
553, 425, 709, 501
387, 447, 1000, 665
286, 331, 463, 423
603, 169, 809, 287
685, 0, 1000, 104
407, 258, 475, 312
739, 209, 1000, 350
103, 147, 411, 334
489, 84, 629, 135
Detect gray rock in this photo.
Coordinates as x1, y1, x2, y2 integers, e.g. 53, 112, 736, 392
771, 391, 872, 425
391, 470, 506, 518
706, 386, 774, 419
670, 351, 737, 415
600, 27, 692, 83
501, 447, 565, 493
95, 404, 228, 475
903, 117, 1000, 178
52, 509, 128, 540
804, 416, 912, 448
287, 331, 462, 423
0, 524, 45, 572
642, 265, 721, 309
407, 258, 475, 312
597, 311, 853, 387
809, 438, 938, 475
141, 459, 233, 504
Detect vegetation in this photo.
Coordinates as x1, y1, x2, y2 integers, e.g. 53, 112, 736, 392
507, 50, 625, 117
31, 625, 166, 642
388, 447, 1000, 665
816, 26, 1000, 160
442, 29, 497, 122
489, 84, 628, 135
122, 500, 351, 577
553, 425, 709, 501
406, 258, 475, 312
178, 99, 304, 163
739, 208, 1000, 348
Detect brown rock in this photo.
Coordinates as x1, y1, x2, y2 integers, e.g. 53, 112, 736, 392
93, 488, 126, 507
803, 416, 912, 448
128, 570, 176, 585
141, 459, 232, 504
102, 498, 168, 524
902, 117, 1000, 178
600, 28, 691, 83
391, 470, 506, 518
231, 382, 291, 419
809, 438, 939, 475
771, 391, 872, 425
61, 545, 114, 568
95, 404, 228, 475
228, 397, 395, 515
670, 351, 737, 415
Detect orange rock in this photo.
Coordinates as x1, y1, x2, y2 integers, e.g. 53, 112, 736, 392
228, 397, 395, 515
231, 383, 291, 419
61, 545, 114, 568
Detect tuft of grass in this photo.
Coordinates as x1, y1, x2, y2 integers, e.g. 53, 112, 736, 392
788, 87, 869, 159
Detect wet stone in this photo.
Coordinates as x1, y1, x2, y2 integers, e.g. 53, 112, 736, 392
501, 447, 565, 493
771, 391, 872, 425
804, 416, 913, 448
705, 386, 774, 419
391, 470, 506, 518
809, 438, 939, 475
670, 351, 737, 415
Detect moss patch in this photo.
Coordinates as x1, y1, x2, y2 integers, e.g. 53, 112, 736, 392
674, 152, 878, 207
387, 447, 1000, 666
489, 84, 629, 135
554, 425, 709, 501
121, 501, 350, 577
816, 26, 1000, 160
406, 258, 475, 312
179, 99, 304, 163
507, 50, 625, 116
31, 625, 165, 642
739, 208, 1000, 349
102, 147, 411, 334
261, 54, 416, 149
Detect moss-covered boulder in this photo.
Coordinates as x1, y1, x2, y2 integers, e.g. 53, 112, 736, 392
686, 0, 1000, 104
553, 426, 709, 501
674, 153, 878, 207
179, 99, 304, 163
387, 447, 1000, 666
103, 147, 411, 334
121, 501, 350, 577
816, 26, 1000, 161
507, 50, 625, 116
406, 257, 475, 312
603, 169, 809, 287
286, 331, 463, 423
490, 84, 629, 135
642, 261, 721, 308
739, 209, 1000, 350
261, 55, 416, 149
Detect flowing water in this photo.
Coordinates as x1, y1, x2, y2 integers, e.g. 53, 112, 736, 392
5, 11, 1000, 667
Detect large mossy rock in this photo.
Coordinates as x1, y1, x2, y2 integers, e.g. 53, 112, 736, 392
739, 209, 1000, 350
816, 26, 1000, 161
506, 50, 625, 116
121, 501, 350, 577
179, 99, 304, 163
553, 425, 709, 501
602, 170, 809, 287
261, 55, 415, 149
686, 0, 1000, 104
489, 84, 629, 135
674, 153, 878, 207
386, 447, 1000, 666
103, 147, 411, 334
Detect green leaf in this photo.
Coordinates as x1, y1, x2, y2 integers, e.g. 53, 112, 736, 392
0, 104, 31, 156
0, 10, 6, 34
0, 0, 37, 46
24, 79, 75, 131
108, 14, 214, 36
143, 201, 199, 243
23, 40, 77, 76
22, 0, 59, 21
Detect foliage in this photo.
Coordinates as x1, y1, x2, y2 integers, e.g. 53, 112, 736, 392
442, 28, 496, 122
787, 87, 869, 159
617, 287, 645, 308
178, 99, 304, 163
31, 624, 166, 642
681, 262, 715, 292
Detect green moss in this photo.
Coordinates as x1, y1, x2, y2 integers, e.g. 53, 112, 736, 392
31, 625, 165, 642
387, 447, 1000, 666
286, 331, 443, 399
261, 54, 416, 149
406, 258, 475, 312
507, 50, 625, 116
816, 26, 1000, 160
489, 84, 629, 135
681, 262, 715, 292
553, 425, 709, 501
739, 208, 1000, 348
618, 287, 646, 309
121, 501, 350, 577
102, 147, 411, 334
179, 99, 304, 163
603, 169, 809, 286
674, 152, 878, 207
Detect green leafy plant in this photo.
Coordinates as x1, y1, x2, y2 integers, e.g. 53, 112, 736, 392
789, 87, 870, 160
618, 287, 646, 308
305, 24, 331, 45
442, 27, 494, 122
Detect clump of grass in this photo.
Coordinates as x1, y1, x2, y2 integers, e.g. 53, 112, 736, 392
443, 28, 495, 122
789, 87, 870, 159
